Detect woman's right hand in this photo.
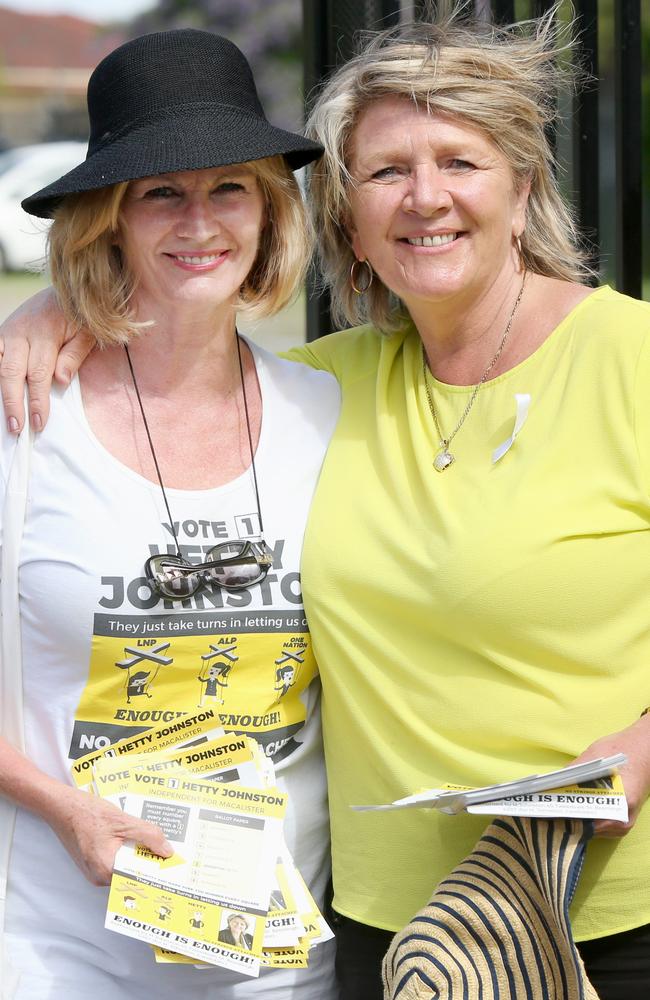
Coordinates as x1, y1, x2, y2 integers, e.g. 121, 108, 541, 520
45, 782, 173, 886
0, 287, 94, 435
1, 736, 172, 886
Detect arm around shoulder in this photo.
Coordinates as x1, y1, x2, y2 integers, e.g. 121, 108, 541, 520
282, 323, 382, 384
0, 288, 94, 435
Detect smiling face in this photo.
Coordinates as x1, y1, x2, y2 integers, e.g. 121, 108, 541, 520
228, 915, 248, 937
116, 165, 266, 320
347, 96, 529, 317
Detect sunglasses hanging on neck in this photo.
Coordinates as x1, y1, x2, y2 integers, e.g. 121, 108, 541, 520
124, 335, 273, 601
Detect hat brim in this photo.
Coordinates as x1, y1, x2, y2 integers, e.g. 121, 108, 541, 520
22, 104, 323, 219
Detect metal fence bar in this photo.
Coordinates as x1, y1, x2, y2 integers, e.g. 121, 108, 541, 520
302, 1, 333, 341
303, 0, 329, 100
303, 0, 401, 340
614, 0, 642, 298
572, 0, 599, 276
303, 0, 401, 90
492, 1, 515, 22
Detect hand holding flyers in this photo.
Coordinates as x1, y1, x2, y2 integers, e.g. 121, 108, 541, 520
74, 726, 332, 978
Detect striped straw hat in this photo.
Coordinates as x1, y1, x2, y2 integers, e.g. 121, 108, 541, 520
383, 817, 599, 1000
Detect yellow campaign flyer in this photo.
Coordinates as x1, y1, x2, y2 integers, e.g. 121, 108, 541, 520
466, 774, 628, 820
106, 775, 287, 975
108, 866, 278, 976
281, 859, 334, 948
71, 708, 225, 790
261, 945, 310, 969
153, 946, 207, 966
93, 734, 265, 802
262, 851, 304, 948
109, 874, 263, 977
354, 754, 628, 817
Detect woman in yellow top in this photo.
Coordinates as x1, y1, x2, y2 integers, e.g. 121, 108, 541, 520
1, 9, 649, 1000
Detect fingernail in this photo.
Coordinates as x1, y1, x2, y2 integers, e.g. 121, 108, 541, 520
7, 417, 19, 434
162, 840, 173, 854
61, 368, 72, 386
31, 413, 42, 432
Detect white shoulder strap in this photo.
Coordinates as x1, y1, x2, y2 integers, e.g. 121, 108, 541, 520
0, 419, 33, 999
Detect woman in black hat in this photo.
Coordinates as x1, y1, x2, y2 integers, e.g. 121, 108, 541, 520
0, 29, 338, 1000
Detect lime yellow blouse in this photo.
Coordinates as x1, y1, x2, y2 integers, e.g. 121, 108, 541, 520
288, 287, 650, 939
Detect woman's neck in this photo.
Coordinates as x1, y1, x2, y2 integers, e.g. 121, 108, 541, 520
414, 268, 526, 386
415, 272, 593, 387
77, 300, 263, 490
121, 294, 242, 398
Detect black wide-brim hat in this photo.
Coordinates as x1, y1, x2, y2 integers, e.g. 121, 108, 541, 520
22, 28, 323, 219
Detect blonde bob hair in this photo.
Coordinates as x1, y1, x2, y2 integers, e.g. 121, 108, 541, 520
306, 6, 594, 333
48, 155, 310, 347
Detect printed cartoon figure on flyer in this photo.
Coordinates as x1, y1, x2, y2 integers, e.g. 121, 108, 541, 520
273, 641, 306, 702
274, 665, 296, 702
198, 663, 232, 707
115, 641, 173, 704
196, 638, 239, 706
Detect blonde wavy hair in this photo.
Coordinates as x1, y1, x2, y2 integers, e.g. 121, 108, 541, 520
48, 155, 310, 347
306, 4, 594, 332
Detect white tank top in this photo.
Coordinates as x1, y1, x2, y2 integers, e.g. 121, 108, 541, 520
1, 341, 340, 999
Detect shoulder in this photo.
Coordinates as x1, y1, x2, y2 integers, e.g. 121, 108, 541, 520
531, 284, 650, 369
283, 323, 407, 385
248, 338, 341, 434
569, 288, 650, 379
571, 286, 650, 338
249, 342, 340, 409
0, 379, 86, 496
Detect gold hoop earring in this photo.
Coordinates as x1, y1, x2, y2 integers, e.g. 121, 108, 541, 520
350, 258, 374, 295
514, 234, 525, 271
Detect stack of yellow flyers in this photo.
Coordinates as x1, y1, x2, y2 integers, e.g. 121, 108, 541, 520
70, 713, 332, 978
353, 754, 628, 819
70, 708, 226, 794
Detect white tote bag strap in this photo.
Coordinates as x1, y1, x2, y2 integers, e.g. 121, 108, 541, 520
0, 418, 33, 999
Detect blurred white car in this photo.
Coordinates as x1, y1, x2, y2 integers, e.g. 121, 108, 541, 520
0, 142, 86, 271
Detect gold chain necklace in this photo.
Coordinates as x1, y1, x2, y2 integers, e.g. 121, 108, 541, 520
422, 275, 526, 472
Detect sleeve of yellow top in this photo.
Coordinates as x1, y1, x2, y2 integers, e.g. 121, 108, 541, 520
633, 327, 650, 499
282, 324, 385, 385
282, 337, 338, 375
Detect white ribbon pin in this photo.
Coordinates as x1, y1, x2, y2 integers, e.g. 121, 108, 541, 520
492, 393, 531, 464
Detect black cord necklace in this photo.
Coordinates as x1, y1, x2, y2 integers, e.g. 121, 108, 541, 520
124, 332, 265, 562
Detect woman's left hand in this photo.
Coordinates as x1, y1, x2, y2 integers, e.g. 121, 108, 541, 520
0, 287, 93, 434
572, 714, 650, 837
